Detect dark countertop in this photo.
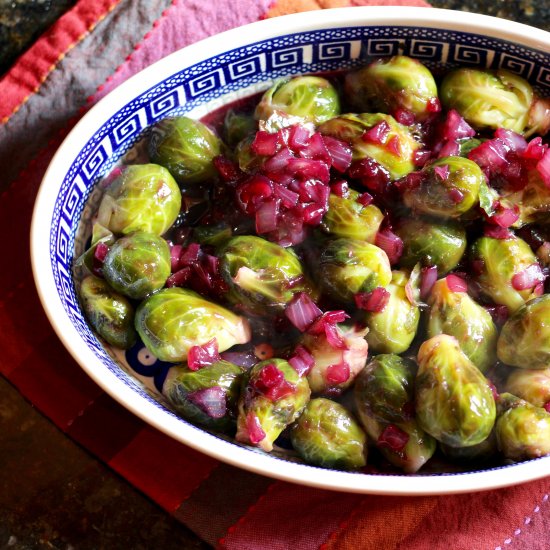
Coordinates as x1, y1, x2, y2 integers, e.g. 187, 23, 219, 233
0, 1, 548, 549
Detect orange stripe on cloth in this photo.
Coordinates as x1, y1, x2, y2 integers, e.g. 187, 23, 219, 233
0, 0, 121, 124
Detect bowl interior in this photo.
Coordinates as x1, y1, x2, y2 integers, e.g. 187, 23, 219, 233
32, 7, 550, 495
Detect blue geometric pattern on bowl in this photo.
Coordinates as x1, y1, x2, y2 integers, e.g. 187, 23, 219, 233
49, 25, 550, 471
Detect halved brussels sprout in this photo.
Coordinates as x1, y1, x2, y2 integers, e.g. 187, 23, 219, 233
219, 235, 309, 315
319, 113, 421, 180
162, 360, 244, 432
321, 189, 384, 242
505, 368, 550, 408
290, 398, 367, 469
236, 358, 311, 452
135, 288, 251, 362
255, 76, 340, 127
148, 116, 222, 188
96, 164, 181, 236
395, 217, 467, 275
403, 156, 483, 219
365, 270, 420, 354
79, 275, 137, 349
471, 236, 541, 313
497, 294, 550, 369
427, 277, 498, 373
415, 334, 496, 447
318, 238, 392, 303
344, 55, 439, 121
102, 231, 171, 299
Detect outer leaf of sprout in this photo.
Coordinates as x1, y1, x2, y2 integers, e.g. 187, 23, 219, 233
148, 116, 222, 188
135, 287, 251, 362
236, 358, 311, 452
415, 334, 496, 447
471, 235, 540, 313
344, 56, 439, 121
223, 110, 257, 148
396, 216, 467, 275
103, 231, 171, 299
505, 367, 550, 407
162, 360, 244, 432
79, 275, 137, 349
290, 398, 367, 469
219, 235, 309, 315
427, 277, 498, 373
98, 164, 181, 236
321, 189, 384, 242
319, 113, 421, 180
318, 238, 392, 303
255, 76, 340, 126
497, 294, 550, 369
365, 271, 420, 354
502, 169, 550, 226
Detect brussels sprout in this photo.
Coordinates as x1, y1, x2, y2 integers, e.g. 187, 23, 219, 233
320, 189, 384, 242
162, 360, 244, 432
79, 275, 137, 349
427, 277, 498, 373
496, 393, 550, 460
415, 334, 496, 447
192, 222, 233, 248
365, 270, 420, 354
318, 238, 392, 303
503, 169, 550, 226
505, 368, 550, 408
471, 236, 541, 313
236, 358, 311, 452
403, 156, 483, 219
102, 232, 171, 299
290, 398, 367, 469
354, 355, 436, 473
319, 113, 421, 180
303, 325, 369, 395
440, 68, 545, 136
395, 217, 467, 274
223, 109, 257, 148
148, 116, 222, 188
344, 56, 439, 121
497, 295, 550, 369
96, 164, 181, 236
135, 288, 251, 362
254, 76, 340, 127
219, 235, 309, 315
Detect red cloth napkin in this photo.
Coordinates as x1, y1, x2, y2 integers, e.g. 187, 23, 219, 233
1, 1, 549, 548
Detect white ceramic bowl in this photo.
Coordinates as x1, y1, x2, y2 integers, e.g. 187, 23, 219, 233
31, 7, 550, 495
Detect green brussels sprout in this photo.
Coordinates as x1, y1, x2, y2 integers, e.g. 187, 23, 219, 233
135, 288, 251, 362
440, 68, 546, 136
497, 295, 550, 369
344, 56, 439, 121
219, 235, 309, 315
236, 358, 311, 452
223, 109, 257, 148
79, 275, 137, 349
318, 238, 392, 303
440, 431, 498, 464
503, 169, 550, 226
318, 113, 421, 180
395, 217, 467, 275
505, 368, 550, 408
96, 164, 181, 236
303, 325, 369, 395
254, 76, 340, 127
192, 222, 233, 248
496, 393, 550, 460
426, 276, 498, 373
148, 116, 222, 188
102, 232, 171, 300
415, 334, 496, 447
290, 398, 367, 469
365, 270, 420, 354
471, 236, 541, 313
354, 355, 436, 473
403, 156, 483, 219
320, 189, 384, 242
161, 360, 244, 432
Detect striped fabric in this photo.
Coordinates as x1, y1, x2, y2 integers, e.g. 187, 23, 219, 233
1, 1, 549, 548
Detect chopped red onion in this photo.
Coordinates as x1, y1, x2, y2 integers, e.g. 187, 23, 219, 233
448, 187, 464, 204
187, 386, 227, 419
356, 192, 373, 206
299, 132, 331, 165
523, 136, 547, 164
170, 243, 183, 272
287, 158, 331, 184
251, 130, 280, 156
325, 362, 351, 385
420, 265, 438, 301
220, 350, 258, 369
426, 97, 441, 114
187, 338, 221, 371
165, 267, 192, 288
489, 204, 520, 228
272, 183, 299, 208
255, 198, 280, 234
354, 287, 390, 312
413, 149, 431, 167
213, 155, 242, 183
375, 228, 403, 265
434, 164, 450, 181
288, 124, 312, 151
236, 175, 273, 214
437, 140, 460, 158
253, 363, 296, 401
511, 263, 545, 291
322, 135, 352, 173
495, 128, 527, 154
443, 110, 476, 140
288, 344, 315, 377
330, 179, 349, 197
484, 225, 514, 240
446, 274, 468, 293
284, 292, 322, 332
385, 135, 401, 157
393, 108, 415, 126
377, 424, 409, 452
262, 146, 294, 173
301, 203, 327, 226
246, 412, 266, 445
362, 120, 390, 145
94, 242, 109, 263
348, 157, 391, 194
484, 304, 509, 326
544, 402, 550, 414
537, 148, 550, 188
